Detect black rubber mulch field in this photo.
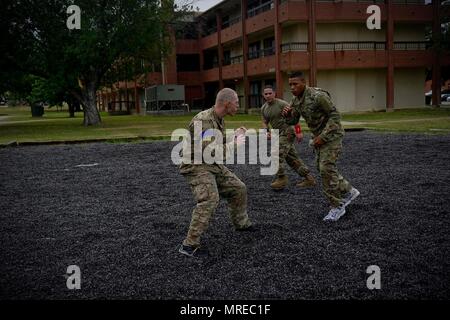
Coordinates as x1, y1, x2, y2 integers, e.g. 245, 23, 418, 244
0, 132, 449, 299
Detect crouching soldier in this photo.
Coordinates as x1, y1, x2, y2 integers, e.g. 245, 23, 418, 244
178, 88, 254, 257
282, 72, 360, 221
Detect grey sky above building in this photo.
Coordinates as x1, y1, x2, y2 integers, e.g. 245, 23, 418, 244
193, 0, 222, 12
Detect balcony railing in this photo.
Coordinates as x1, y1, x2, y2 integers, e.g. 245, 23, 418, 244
222, 16, 241, 29
282, 42, 386, 51
393, 41, 430, 50
281, 41, 432, 52
281, 42, 309, 52
203, 62, 219, 70
247, 1, 274, 18
248, 47, 276, 60
223, 55, 244, 66
316, 42, 386, 51
204, 26, 217, 37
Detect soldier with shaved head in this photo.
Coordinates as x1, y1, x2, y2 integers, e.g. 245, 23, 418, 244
178, 88, 253, 258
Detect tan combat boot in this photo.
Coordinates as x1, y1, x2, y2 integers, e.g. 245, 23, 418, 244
296, 174, 316, 188
271, 175, 289, 190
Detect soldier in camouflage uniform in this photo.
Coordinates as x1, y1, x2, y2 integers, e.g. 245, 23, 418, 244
260, 86, 316, 190
282, 71, 360, 221
178, 88, 253, 257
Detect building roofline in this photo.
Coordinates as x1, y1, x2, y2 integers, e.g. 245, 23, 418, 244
197, 0, 228, 16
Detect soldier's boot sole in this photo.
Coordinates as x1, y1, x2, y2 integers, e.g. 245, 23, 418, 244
271, 176, 289, 190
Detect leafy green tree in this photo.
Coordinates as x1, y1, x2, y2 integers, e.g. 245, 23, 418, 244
1, 0, 182, 125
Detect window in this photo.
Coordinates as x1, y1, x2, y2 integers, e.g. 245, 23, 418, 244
177, 54, 200, 72
263, 37, 275, 56
249, 80, 263, 108
203, 50, 219, 70
223, 50, 231, 65
248, 41, 261, 60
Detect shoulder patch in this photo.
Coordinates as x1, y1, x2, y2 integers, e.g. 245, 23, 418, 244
201, 130, 214, 141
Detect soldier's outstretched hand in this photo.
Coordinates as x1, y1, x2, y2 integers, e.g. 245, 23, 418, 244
282, 105, 292, 118
235, 127, 247, 136
235, 134, 246, 145
235, 127, 246, 145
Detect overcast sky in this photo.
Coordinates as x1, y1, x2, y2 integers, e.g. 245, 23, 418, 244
192, 0, 222, 12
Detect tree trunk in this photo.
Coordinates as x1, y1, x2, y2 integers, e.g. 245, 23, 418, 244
68, 102, 75, 118
81, 80, 101, 126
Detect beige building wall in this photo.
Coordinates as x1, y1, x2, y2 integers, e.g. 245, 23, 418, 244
316, 23, 385, 42
354, 69, 386, 111
282, 23, 308, 43
281, 68, 423, 112
226, 43, 242, 57
394, 68, 426, 108
316, 69, 387, 112
248, 30, 275, 45
317, 70, 356, 112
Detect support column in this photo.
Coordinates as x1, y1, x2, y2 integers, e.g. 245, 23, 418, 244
386, 0, 394, 112
108, 84, 117, 111
241, 0, 250, 112
432, 0, 441, 107
308, 0, 317, 87
197, 23, 206, 108
101, 90, 105, 111
104, 88, 109, 111
134, 77, 140, 114
125, 79, 128, 106
217, 11, 224, 89
275, 0, 283, 98
163, 28, 178, 84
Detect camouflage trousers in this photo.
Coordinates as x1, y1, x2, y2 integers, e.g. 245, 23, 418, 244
182, 165, 251, 247
315, 138, 352, 207
276, 134, 310, 178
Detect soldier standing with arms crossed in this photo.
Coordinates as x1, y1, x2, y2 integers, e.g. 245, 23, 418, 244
260, 85, 316, 190
282, 72, 360, 221
178, 88, 253, 257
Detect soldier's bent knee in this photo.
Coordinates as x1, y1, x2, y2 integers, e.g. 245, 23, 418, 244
199, 192, 220, 208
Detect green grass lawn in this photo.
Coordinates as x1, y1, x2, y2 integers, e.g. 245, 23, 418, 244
0, 106, 449, 144
341, 108, 450, 133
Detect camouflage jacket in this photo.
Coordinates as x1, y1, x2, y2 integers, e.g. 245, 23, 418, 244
287, 86, 344, 143
179, 107, 235, 174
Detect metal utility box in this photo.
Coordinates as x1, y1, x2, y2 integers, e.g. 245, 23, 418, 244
144, 85, 188, 114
